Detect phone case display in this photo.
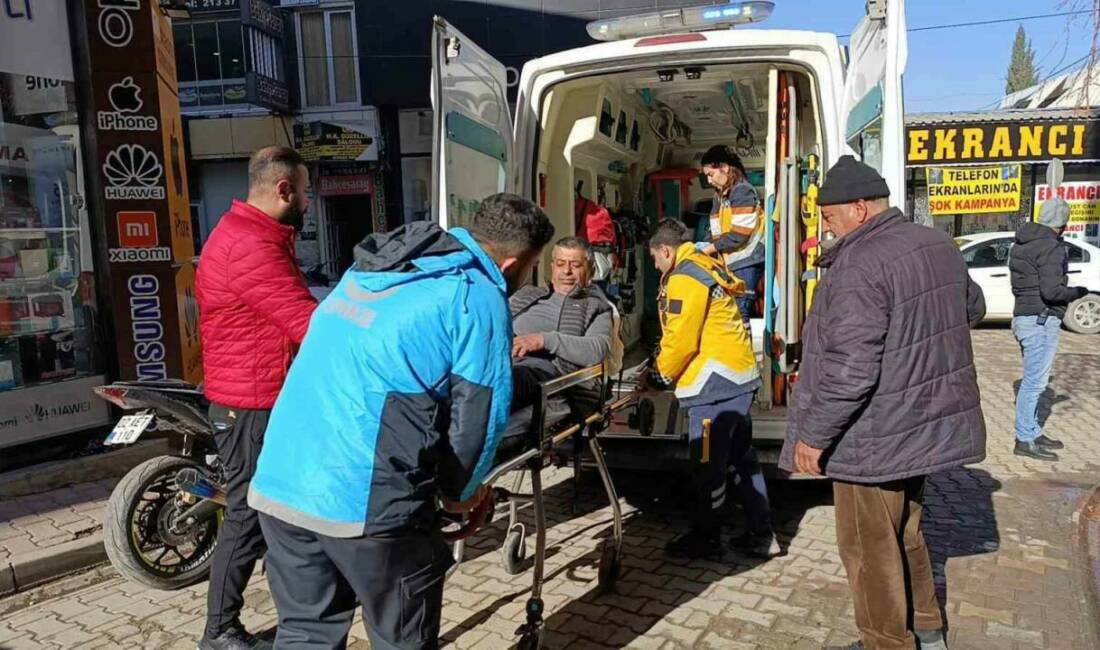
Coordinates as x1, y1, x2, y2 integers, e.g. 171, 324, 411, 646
0, 338, 21, 390
1, 122, 97, 393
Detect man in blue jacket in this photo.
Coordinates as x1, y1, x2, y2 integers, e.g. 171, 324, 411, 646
248, 194, 554, 649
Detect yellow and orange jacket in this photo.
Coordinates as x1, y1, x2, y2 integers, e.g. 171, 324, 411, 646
710, 179, 765, 271
649, 243, 761, 407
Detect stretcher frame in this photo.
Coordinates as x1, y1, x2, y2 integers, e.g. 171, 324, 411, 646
446, 362, 635, 648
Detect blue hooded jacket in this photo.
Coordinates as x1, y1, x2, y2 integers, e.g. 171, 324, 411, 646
248, 223, 512, 537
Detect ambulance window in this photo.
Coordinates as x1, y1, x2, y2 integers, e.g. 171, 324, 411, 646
444, 112, 509, 227
599, 99, 615, 137
630, 120, 641, 151
615, 111, 628, 144
846, 86, 884, 175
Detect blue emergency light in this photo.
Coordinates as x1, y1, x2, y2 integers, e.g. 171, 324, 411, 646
587, 1, 774, 41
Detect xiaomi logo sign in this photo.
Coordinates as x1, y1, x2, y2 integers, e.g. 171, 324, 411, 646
117, 211, 158, 248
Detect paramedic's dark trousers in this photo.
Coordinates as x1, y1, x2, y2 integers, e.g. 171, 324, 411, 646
731, 262, 764, 321
258, 514, 453, 650
687, 393, 770, 532
833, 477, 943, 650
205, 405, 269, 637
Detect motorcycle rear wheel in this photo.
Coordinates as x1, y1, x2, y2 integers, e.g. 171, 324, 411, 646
103, 455, 221, 590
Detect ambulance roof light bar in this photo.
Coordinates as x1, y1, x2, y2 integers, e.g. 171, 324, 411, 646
587, 1, 774, 42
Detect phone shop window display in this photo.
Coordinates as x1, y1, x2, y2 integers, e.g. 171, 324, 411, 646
0, 73, 101, 393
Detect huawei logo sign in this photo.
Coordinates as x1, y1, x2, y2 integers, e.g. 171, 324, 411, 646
23, 404, 48, 424
103, 144, 166, 200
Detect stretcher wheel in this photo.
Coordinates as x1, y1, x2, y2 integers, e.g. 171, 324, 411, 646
501, 528, 527, 575
597, 539, 621, 592
629, 398, 655, 436
517, 629, 543, 650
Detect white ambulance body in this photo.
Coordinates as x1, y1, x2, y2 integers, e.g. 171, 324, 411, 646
429, 1, 907, 461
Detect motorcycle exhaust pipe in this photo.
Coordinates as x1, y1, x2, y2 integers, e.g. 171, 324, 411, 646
176, 467, 228, 506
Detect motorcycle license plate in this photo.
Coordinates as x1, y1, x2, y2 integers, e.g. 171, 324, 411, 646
105, 412, 155, 446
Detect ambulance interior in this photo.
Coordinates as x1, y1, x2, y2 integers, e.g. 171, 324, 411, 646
534, 63, 824, 414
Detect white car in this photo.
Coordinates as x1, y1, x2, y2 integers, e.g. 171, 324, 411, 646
955, 231, 1100, 334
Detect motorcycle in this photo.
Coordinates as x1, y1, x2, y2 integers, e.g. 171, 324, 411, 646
93, 263, 334, 590
95, 381, 226, 590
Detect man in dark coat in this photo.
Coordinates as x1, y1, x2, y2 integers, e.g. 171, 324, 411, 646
779, 156, 986, 650
1008, 197, 1088, 461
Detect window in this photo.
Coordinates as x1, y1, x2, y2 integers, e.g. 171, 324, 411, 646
1067, 242, 1090, 264
298, 10, 359, 108
599, 99, 614, 137
0, 74, 108, 427
615, 110, 628, 145
846, 86, 884, 176
962, 239, 1013, 268
173, 18, 247, 109
401, 157, 431, 223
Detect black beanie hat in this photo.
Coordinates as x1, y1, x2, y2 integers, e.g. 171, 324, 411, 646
818, 155, 890, 206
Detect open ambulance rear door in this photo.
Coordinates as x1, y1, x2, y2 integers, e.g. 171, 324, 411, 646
842, 0, 907, 198
430, 18, 514, 229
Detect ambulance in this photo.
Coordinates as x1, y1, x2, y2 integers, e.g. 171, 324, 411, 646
429, 0, 908, 466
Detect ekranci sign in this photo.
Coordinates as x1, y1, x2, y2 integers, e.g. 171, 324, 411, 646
907, 118, 1100, 165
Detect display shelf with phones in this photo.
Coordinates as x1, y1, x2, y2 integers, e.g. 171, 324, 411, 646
1, 76, 111, 447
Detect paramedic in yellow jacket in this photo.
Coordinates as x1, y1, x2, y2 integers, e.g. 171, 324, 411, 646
697, 145, 765, 322
645, 219, 779, 560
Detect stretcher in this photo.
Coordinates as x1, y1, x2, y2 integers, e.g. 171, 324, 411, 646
442, 362, 636, 649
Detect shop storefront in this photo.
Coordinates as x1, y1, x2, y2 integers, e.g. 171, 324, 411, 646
906, 110, 1100, 245
293, 114, 385, 279
1, 0, 207, 449
0, 3, 112, 446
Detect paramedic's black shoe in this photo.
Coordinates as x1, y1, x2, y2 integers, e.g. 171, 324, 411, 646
1034, 434, 1064, 450
1014, 440, 1059, 461
665, 528, 722, 559
729, 530, 783, 559
197, 624, 271, 650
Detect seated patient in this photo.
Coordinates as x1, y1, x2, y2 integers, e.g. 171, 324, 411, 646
496, 237, 616, 462
511, 236, 615, 407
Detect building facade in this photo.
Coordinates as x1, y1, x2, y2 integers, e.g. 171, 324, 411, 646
1, 0, 210, 448
176, 0, 382, 281
906, 109, 1100, 246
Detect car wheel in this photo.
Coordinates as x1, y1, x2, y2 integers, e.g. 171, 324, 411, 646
1065, 294, 1100, 335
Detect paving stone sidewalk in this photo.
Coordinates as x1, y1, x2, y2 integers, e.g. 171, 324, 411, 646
1, 329, 1099, 649
0, 482, 112, 564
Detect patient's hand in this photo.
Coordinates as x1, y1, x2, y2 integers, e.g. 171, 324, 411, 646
512, 333, 546, 358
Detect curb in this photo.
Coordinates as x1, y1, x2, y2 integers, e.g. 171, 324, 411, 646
0, 439, 168, 499
1, 533, 107, 597
1076, 484, 1100, 649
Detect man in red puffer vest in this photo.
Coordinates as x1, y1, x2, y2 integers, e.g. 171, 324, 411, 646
194, 146, 317, 650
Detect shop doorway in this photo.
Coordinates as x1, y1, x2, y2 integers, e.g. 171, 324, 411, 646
325, 194, 374, 274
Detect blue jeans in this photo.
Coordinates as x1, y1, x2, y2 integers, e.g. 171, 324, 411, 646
732, 263, 764, 322
1012, 315, 1062, 443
